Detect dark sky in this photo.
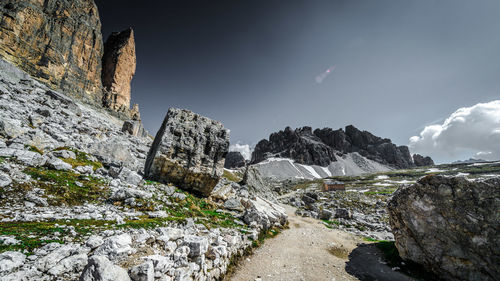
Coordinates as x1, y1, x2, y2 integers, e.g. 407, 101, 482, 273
96, 0, 500, 162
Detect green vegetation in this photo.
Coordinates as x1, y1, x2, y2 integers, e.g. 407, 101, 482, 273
322, 219, 341, 229
291, 179, 322, 190
0, 219, 114, 254
23, 167, 108, 205
53, 147, 103, 170
0, 156, 5, 164
364, 187, 397, 196
222, 170, 242, 182
251, 227, 281, 247
26, 145, 43, 155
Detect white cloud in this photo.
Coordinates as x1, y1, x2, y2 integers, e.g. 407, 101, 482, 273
229, 143, 252, 160
409, 100, 500, 162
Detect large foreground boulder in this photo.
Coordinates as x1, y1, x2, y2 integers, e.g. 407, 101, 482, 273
388, 175, 500, 281
144, 108, 230, 196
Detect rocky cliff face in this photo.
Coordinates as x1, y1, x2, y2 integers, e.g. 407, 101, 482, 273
412, 153, 435, 166
252, 126, 338, 167
252, 125, 429, 169
0, 0, 103, 104
102, 28, 136, 115
224, 151, 246, 169
388, 175, 500, 281
145, 108, 230, 196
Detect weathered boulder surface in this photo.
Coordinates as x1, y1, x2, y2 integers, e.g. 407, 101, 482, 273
0, 0, 103, 104
145, 108, 230, 196
102, 28, 136, 115
387, 175, 500, 281
251, 125, 430, 169
412, 153, 435, 166
224, 151, 246, 169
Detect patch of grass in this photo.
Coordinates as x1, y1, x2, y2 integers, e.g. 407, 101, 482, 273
222, 170, 241, 182
53, 147, 103, 170
0, 156, 5, 164
23, 167, 109, 205
322, 219, 341, 229
25, 145, 43, 155
144, 179, 160, 186
291, 179, 323, 190
364, 188, 397, 196
328, 245, 350, 259
0, 219, 114, 254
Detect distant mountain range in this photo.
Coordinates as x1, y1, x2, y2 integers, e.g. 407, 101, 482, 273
251, 125, 434, 169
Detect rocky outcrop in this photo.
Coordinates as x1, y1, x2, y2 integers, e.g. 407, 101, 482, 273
224, 151, 246, 169
144, 108, 230, 196
412, 153, 435, 166
102, 28, 136, 115
252, 126, 337, 166
0, 0, 103, 104
387, 175, 500, 281
252, 125, 431, 169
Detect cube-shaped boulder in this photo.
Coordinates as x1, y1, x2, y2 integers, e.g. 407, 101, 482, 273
144, 108, 229, 196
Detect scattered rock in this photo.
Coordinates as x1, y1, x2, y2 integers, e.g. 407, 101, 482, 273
0, 251, 26, 273
79, 255, 131, 281
0, 171, 12, 187
129, 261, 154, 281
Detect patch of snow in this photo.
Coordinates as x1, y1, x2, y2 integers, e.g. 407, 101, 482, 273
376, 175, 389, 180
426, 168, 446, 173
298, 164, 322, 179
374, 182, 393, 187
321, 166, 332, 177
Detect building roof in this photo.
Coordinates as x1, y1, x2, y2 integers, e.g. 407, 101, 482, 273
324, 180, 344, 185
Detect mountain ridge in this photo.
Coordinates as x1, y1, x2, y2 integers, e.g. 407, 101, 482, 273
251, 125, 433, 169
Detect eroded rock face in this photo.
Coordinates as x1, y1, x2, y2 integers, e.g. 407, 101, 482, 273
144, 108, 230, 196
224, 151, 246, 169
387, 175, 500, 281
412, 153, 435, 166
0, 0, 103, 104
102, 28, 136, 114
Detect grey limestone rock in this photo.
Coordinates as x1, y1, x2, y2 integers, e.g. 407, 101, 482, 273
144, 108, 230, 196
388, 175, 500, 281
79, 255, 131, 281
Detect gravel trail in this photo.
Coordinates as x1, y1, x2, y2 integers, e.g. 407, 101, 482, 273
230, 205, 363, 281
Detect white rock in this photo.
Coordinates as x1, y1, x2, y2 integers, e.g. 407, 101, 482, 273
0, 171, 12, 187
94, 233, 133, 259
182, 235, 209, 258
0, 251, 26, 273
79, 255, 131, 281
76, 165, 94, 175
86, 235, 104, 249
48, 253, 88, 276
45, 156, 72, 170
52, 149, 76, 159
129, 261, 154, 281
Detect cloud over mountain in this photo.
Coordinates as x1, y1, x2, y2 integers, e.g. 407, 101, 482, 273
409, 100, 500, 161
229, 143, 252, 160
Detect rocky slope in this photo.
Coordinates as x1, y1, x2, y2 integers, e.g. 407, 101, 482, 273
388, 175, 499, 281
0, 58, 287, 280
252, 125, 433, 170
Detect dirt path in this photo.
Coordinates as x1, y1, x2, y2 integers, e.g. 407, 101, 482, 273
230, 205, 364, 281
